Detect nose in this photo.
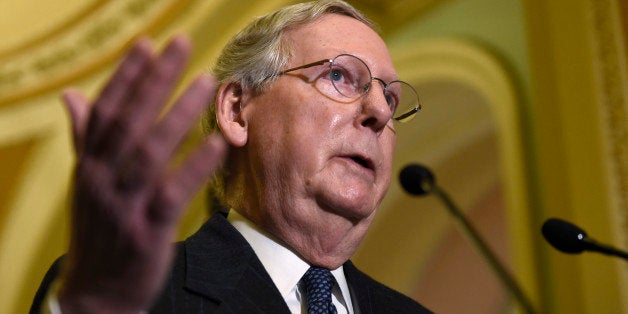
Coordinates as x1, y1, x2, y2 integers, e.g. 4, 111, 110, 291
357, 80, 393, 134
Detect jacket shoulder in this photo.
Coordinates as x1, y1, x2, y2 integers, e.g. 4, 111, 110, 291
344, 261, 432, 314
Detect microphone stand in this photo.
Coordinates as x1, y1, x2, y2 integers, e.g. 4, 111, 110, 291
431, 185, 537, 314
585, 239, 628, 260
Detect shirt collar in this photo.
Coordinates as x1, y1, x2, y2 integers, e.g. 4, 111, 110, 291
228, 210, 354, 313
228, 210, 309, 298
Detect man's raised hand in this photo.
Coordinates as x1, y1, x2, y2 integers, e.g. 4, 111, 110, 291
57, 35, 227, 313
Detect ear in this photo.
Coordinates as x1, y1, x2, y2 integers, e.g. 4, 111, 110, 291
215, 82, 248, 147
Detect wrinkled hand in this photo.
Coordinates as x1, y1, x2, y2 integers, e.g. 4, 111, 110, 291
57, 35, 227, 313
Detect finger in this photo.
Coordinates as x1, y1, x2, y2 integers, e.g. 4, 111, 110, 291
62, 88, 90, 156
85, 38, 154, 154
133, 74, 217, 182
148, 134, 227, 224
105, 35, 192, 159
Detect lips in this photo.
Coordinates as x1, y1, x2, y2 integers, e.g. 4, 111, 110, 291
346, 154, 375, 172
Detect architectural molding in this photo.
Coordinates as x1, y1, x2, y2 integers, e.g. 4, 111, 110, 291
0, 0, 195, 106
588, 0, 627, 246
588, 0, 628, 310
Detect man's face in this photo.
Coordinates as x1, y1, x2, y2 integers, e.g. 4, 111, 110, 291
239, 14, 397, 267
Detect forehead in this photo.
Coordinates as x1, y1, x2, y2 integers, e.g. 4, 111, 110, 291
285, 14, 396, 80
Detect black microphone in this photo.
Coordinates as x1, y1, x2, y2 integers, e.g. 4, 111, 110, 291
542, 218, 628, 260
399, 164, 435, 195
399, 164, 536, 314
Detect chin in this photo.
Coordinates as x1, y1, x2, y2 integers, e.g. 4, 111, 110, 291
321, 187, 381, 220
319, 198, 375, 221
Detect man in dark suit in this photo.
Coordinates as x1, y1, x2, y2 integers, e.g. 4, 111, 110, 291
32, 1, 429, 313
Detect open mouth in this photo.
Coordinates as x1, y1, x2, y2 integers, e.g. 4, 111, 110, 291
348, 155, 374, 171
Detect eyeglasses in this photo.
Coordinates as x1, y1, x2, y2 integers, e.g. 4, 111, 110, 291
275, 53, 421, 123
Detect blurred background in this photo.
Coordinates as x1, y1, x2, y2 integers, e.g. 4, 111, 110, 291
0, 0, 626, 313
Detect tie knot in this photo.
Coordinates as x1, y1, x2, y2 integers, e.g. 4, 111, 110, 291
302, 267, 337, 314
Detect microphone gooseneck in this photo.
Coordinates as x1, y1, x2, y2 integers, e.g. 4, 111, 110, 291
542, 218, 628, 259
399, 163, 537, 314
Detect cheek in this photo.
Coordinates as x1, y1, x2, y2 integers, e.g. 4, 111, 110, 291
380, 130, 396, 161
249, 95, 337, 179
284, 98, 343, 155
378, 133, 397, 187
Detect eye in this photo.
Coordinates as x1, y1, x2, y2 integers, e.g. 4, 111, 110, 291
330, 69, 344, 82
327, 66, 353, 85
325, 65, 360, 97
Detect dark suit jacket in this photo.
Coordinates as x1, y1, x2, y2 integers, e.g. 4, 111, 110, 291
32, 213, 431, 313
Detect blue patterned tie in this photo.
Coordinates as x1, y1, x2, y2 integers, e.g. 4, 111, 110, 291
302, 267, 338, 314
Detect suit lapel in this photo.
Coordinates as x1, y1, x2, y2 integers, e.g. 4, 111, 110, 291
344, 261, 373, 314
183, 213, 291, 313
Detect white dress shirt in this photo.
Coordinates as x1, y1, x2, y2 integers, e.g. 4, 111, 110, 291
228, 210, 356, 314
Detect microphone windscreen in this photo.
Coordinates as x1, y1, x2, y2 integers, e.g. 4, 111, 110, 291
399, 164, 435, 196
541, 218, 588, 254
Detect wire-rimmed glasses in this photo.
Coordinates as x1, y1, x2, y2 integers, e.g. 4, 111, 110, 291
275, 53, 421, 123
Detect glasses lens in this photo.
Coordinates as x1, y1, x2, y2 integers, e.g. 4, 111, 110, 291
329, 55, 372, 99
326, 54, 421, 123
387, 81, 420, 123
